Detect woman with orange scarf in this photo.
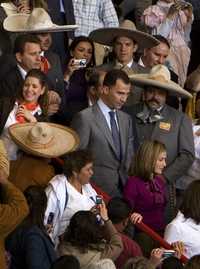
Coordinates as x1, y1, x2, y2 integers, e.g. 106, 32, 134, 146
0, 68, 48, 160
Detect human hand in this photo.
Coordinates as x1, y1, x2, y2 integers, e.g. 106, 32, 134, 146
48, 91, 61, 105
64, 58, 81, 81
171, 241, 186, 258
16, 1, 31, 14
130, 212, 143, 224
150, 248, 164, 267
47, 104, 60, 116
16, 105, 37, 122
98, 201, 109, 222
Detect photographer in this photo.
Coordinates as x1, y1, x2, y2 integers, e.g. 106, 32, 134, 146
58, 204, 123, 269
62, 36, 96, 125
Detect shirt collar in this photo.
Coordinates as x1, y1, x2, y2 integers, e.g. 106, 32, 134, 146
138, 57, 145, 67
17, 64, 27, 80
98, 98, 114, 114
116, 59, 133, 68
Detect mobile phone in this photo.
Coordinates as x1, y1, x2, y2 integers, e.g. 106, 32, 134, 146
162, 250, 175, 259
47, 212, 54, 225
96, 195, 103, 205
72, 59, 87, 68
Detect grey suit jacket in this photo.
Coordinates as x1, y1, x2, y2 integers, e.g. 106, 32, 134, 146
125, 103, 195, 186
71, 103, 134, 196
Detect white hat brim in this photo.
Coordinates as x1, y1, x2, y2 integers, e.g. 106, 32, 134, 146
3, 14, 78, 33
129, 73, 192, 98
9, 123, 79, 158
89, 27, 159, 49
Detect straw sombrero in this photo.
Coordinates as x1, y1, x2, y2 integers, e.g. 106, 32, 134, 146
129, 65, 192, 98
89, 20, 159, 49
3, 8, 78, 33
9, 122, 79, 158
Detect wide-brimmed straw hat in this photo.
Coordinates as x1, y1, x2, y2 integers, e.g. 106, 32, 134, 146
3, 7, 78, 33
9, 122, 79, 158
89, 20, 159, 49
129, 64, 192, 98
0, 139, 10, 177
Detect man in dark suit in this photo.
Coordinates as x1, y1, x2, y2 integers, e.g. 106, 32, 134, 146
0, 34, 63, 117
71, 69, 134, 197
126, 64, 195, 219
47, 0, 75, 69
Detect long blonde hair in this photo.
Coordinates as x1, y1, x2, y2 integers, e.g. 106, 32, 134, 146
129, 140, 166, 181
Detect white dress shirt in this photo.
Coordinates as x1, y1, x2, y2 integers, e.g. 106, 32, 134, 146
97, 99, 119, 130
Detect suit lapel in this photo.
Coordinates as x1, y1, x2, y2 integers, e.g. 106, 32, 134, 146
92, 104, 119, 158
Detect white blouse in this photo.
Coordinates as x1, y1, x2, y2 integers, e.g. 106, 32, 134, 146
1, 102, 41, 160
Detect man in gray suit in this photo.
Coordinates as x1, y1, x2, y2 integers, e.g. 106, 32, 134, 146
125, 64, 194, 219
71, 69, 134, 196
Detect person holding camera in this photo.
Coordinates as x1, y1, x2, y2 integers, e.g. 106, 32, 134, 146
142, 0, 193, 87
44, 150, 98, 246
58, 204, 123, 269
62, 36, 96, 125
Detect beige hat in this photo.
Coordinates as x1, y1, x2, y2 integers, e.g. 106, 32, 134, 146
0, 139, 10, 177
3, 7, 78, 33
89, 20, 159, 49
185, 65, 200, 93
9, 122, 79, 158
129, 64, 192, 98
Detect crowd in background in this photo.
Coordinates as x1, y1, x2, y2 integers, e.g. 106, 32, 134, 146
0, 0, 200, 269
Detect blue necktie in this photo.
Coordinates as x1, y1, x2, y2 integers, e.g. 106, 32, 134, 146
109, 111, 121, 160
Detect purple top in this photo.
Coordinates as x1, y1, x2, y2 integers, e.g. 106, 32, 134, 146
123, 176, 167, 232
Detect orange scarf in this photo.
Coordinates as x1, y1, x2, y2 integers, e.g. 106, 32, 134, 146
16, 102, 39, 123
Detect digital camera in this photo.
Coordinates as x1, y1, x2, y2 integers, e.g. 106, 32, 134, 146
73, 59, 87, 68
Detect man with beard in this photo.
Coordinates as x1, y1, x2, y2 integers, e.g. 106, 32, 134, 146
125, 64, 194, 220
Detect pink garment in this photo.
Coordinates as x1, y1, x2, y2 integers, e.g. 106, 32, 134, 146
142, 0, 193, 86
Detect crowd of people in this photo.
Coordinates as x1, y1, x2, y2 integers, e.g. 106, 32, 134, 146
0, 0, 200, 269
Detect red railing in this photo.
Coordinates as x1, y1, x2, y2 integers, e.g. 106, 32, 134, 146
54, 158, 188, 264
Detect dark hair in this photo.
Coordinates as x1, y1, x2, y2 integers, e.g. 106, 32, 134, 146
180, 180, 200, 224
69, 36, 95, 67
153, 35, 170, 49
19, 69, 49, 116
23, 186, 47, 232
103, 69, 130, 87
185, 255, 200, 269
129, 140, 166, 181
107, 197, 132, 224
14, 34, 41, 54
63, 150, 93, 178
162, 257, 184, 269
87, 71, 101, 89
63, 210, 104, 252
51, 255, 80, 269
